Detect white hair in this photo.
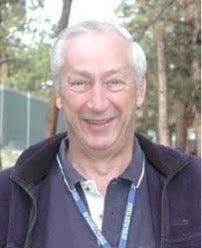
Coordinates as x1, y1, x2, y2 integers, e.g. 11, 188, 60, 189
51, 20, 147, 88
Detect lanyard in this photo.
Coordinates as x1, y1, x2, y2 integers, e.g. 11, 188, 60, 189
57, 155, 144, 248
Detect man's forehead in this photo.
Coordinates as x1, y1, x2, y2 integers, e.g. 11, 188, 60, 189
63, 31, 130, 51
62, 34, 131, 66
60, 32, 133, 77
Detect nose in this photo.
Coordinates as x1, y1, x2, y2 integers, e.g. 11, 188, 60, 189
87, 82, 109, 112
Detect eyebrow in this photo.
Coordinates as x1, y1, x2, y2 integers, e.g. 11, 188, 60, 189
68, 69, 123, 79
102, 69, 122, 78
68, 70, 92, 78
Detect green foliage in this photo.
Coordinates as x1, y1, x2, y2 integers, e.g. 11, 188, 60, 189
6, 43, 52, 97
117, 0, 201, 135
0, 0, 53, 97
0, 1, 25, 61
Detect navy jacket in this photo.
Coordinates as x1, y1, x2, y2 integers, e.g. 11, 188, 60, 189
0, 133, 200, 248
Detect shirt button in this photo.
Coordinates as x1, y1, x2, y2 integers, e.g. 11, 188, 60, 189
85, 186, 90, 191
99, 214, 103, 219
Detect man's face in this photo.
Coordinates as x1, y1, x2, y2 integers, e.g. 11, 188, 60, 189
57, 32, 146, 154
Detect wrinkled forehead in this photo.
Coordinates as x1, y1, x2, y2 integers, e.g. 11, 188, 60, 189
62, 31, 132, 66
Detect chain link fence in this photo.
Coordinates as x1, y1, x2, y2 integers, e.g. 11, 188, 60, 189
0, 85, 65, 169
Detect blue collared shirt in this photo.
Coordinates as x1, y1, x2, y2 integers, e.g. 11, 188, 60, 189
44, 136, 156, 248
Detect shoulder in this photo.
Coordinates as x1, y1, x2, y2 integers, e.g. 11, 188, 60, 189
157, 146, 201, 184
14, 132, 66, 169
173, 153, 201, 188
6, 133, 67, 186
136, 133, 201, 177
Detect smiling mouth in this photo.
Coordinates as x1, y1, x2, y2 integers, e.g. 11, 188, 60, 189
85, 118, 114, 125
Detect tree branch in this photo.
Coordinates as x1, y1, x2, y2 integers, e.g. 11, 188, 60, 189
139, 0, 176, 40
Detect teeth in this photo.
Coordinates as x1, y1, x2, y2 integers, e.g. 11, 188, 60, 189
88, 119, 111, 125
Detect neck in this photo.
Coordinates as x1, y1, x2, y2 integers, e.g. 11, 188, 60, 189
67, 139, 134, 196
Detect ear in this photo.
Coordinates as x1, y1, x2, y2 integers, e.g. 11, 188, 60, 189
56, 96, 63, 109
136, 77, 146, 107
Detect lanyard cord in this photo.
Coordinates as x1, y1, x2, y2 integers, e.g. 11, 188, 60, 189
118, 183, 136, 248
57, 155, 145, 248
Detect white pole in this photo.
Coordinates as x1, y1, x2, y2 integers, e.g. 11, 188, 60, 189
26, 92, 31, 148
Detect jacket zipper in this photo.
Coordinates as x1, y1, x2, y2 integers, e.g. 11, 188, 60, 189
11, 178, 37, 248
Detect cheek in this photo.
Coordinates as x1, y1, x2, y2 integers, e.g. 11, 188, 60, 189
61, 93, 87, 118
118, 96, 137, 123
112, 91, 136, 112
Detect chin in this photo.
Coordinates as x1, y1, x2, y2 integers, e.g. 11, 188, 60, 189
85, 136, 117, 151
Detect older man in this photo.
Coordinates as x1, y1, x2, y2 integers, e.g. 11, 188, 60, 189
0, 21, 200, 248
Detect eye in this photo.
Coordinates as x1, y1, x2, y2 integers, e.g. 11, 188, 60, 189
105, 79, 126, 92
68, 81, 90, 92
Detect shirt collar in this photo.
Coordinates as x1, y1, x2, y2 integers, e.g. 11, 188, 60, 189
57, 138, 85, 188
57, 136, 145, 188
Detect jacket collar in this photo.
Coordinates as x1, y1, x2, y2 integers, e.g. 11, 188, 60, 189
11, 132, 191, 186
136, 133, 191, 178
11, 133, 66, 186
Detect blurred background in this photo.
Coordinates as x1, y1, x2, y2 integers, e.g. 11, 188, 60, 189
0, 0, 201, 169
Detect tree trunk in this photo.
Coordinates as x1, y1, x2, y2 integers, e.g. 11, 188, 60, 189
175, 100, 187, 152
0, 54, 8, 83
58, 0, 73, 32
190, 16, 201, 156
45, 0, 73, 138
45, 88, 58, 138
155, 21, 169, 146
